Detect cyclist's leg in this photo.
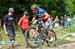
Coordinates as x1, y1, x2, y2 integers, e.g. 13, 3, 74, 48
30, 20, 39, 38
44, 22, 54, 36
31, 28, 38, 38
43, 21, 56, 42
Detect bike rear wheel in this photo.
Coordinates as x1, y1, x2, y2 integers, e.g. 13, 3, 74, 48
46, 30, 57, 47
41, 27, 57, 47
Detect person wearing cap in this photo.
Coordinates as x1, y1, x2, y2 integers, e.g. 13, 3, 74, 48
18, 11, 29, 48
31, 4, 55, 42
3, 7, 16, 48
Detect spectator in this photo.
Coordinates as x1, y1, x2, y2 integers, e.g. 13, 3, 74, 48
3, 7, 16, 48
18, 11, 29, 48
54, 16, 59, 28
0, 19, 1, 26
48, 16, 53, 30
0, 19, 2, 49
60, 16, 65, 27
73, 15, 75, 24
66, 16, 72, 27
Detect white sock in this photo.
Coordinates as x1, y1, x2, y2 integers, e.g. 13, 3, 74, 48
49, 36, 54, 41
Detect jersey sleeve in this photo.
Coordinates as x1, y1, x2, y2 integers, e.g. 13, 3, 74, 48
38, 8, 45, 14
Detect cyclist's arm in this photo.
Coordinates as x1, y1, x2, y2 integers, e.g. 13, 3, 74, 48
32, 15, 36, 22
43, 12, 49, 19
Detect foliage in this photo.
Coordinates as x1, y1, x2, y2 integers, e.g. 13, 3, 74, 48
0, 0, 75, 19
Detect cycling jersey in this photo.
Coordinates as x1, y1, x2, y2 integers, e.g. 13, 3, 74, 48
37, 18, 43, 25
33, 7, 49, 29
37, 8, 48, 23
37, 8, 45, 14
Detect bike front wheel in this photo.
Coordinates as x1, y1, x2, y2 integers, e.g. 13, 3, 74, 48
25, 28, 42, 48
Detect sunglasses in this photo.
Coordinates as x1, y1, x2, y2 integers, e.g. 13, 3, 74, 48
11, 11, 14, 13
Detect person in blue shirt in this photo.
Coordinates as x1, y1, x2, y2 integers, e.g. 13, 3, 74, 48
66, 16, 72, 27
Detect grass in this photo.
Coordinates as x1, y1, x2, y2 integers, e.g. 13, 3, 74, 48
0, 22, 75, 49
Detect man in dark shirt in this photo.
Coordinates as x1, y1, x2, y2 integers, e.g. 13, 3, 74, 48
0, 19, 1, 26
4, 7, 16, 49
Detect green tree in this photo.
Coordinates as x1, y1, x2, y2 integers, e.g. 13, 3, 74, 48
64, 0, 75, 16
1, 0, 74, 19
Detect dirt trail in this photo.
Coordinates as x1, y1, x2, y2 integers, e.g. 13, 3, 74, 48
3, 33, 75, 49
24, 33, 75, 49
23, 43, 75, 49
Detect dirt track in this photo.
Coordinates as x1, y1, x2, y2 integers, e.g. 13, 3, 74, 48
2, 33, 75, 49
14, 43, 75, 49
20, 33, 75, 49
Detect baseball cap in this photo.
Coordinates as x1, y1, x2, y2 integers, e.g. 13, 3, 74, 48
23, 11, 29, 15
8, 7, 14, 12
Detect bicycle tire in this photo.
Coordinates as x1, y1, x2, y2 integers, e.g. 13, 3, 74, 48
41, 27, 57, 47
46, 30, 57, 47
25, 28, 42, 48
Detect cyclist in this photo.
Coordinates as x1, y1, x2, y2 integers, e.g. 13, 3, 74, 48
3, 7, 16, 48
31, 4, 54, 41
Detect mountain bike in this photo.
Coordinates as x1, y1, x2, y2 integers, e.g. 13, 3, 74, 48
26, 19, 57, 48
